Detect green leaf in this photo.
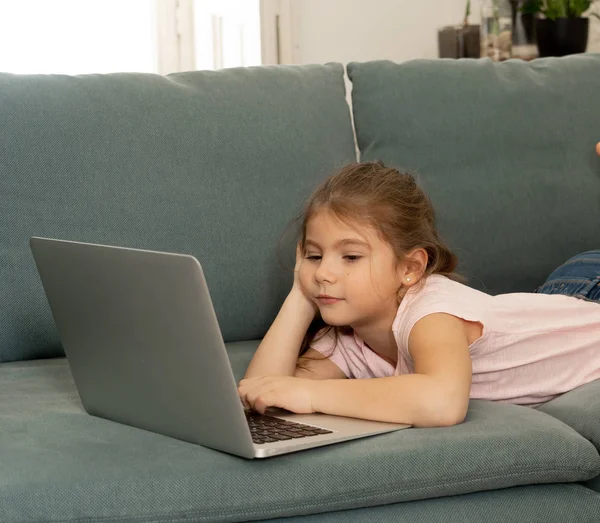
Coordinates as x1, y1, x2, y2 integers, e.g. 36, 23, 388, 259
568, 0, 592, 17
526, 0, 599, 18
520, 0, 543, 14
545, 0, 567, 19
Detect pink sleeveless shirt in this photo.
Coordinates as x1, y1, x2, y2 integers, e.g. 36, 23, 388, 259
311, 274, 600, 406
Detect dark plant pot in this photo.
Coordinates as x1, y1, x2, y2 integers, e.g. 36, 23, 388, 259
438, 25, 481, 59
510, 1, 537, 42
536, 17, 589, 57
519, 13, 537, 42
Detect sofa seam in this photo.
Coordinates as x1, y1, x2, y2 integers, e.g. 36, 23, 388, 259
32, 467, 599, 523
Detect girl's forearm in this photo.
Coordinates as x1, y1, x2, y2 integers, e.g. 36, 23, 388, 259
243, 289, 316, 379
311, 374, 468, 427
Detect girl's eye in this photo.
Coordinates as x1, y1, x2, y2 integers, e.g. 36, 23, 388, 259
304, 255, 362, 262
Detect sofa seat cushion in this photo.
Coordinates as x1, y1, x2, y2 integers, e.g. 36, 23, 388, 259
537, 378, 600, 493
1, 345, 599, 522
266, 484, 600, 523
537, 378, 600, 451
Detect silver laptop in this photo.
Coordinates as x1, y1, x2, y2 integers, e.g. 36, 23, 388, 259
30, 237, 410, 459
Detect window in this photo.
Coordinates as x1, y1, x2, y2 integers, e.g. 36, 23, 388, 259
192, 0, 261, 71
0, 0, 158, 74
0, 0, 273, 75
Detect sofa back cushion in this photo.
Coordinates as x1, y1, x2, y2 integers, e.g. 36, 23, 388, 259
0, 64, 356, 362
348, 55, 600, 295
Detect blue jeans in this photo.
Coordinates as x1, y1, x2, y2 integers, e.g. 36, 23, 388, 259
534, 250, 600, 303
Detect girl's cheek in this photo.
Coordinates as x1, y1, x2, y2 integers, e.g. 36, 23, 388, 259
298, 266, 311, 286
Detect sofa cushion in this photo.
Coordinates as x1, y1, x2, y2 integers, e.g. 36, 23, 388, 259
267, 484, 600, 523
537, 378, 600, 492
537, 378, 600, 451
1, 351, 599, 522
347, 55, 600, 295
0, 64, 357, 363
586, 475, 600, 494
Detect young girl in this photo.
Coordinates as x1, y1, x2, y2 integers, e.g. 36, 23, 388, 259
238, 151, 600, 428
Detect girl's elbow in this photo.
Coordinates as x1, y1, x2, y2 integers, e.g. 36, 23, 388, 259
434, 399, 469, 427
416, 397, 468, 428
414, 412, 464, 428
435, 409, 467, 427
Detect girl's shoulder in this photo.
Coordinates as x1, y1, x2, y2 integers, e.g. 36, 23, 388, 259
392, 274, 491, 353
407, 273, 489, 303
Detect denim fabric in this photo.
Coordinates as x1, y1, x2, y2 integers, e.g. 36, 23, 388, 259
534, 250, 600, 303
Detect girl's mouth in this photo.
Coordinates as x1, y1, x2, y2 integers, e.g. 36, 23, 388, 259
316, 296, 342, 305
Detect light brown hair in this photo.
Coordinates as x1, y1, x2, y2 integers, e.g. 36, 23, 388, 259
285, 161, 463, 364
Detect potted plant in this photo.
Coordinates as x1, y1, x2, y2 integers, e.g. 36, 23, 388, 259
521, 0, 600, 56
438, 1, 481, 58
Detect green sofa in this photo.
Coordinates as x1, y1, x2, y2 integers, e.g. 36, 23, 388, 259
1, 55, 600, 522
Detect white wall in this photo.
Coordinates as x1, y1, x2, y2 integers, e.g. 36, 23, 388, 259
589, 16, 600, 52
288, 0, 474, 65
287, 0, 599, 65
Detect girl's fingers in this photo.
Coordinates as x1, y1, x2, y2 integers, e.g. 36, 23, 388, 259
238, 382, 250, 410
254, 396, 269, 415
239, 383, 259, 411
239, 377, 272, 412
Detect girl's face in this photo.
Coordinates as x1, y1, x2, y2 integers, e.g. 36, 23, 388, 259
298, 210, 405, 329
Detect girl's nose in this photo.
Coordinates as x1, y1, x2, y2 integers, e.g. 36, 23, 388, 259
314, 260, 337, 284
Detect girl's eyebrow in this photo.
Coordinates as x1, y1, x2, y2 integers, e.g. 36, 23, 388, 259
305, 238, 370, 249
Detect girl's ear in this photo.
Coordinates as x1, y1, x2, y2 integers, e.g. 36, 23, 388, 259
402, 248, 428, 284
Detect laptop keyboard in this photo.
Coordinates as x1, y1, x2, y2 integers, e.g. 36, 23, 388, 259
245, 410, 333, 444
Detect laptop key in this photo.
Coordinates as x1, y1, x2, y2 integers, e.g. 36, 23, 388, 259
269, 433, 292, 441
245, 411, 334, 440
297, 430, 322, 437
252, 436, 283, 444
276, 430, 306, 438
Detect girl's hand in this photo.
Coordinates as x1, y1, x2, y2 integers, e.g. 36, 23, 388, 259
238, 375, 317, 415
596, 142, 600, 156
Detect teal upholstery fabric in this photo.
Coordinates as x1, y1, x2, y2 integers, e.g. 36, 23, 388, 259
537, 379, 600, 492
586, 475, 600, 494
347, 55, 600, 295
0, 64, 357, 363
267, 484, 600, 523
1, 350, 599, 522
538, 379, 600, 452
